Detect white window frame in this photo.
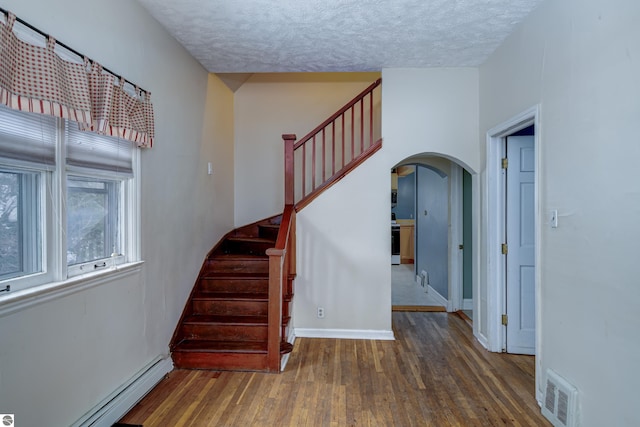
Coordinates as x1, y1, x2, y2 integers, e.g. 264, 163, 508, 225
0, 112, 143, 312
65, 175, 125, 277
0, 166, 43, 281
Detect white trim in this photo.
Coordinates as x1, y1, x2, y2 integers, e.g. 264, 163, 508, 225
449, 163, 463, 312
281, 331, 297, 371
475, 330, 490, 350
485, 104, 543, 402
471, 171, 483, 347
294, 328, 395, 340
0, 261, 144, 318
427, 284, 449, 308
127, 148, 142, 261
462, 298, 473, 310
72, 356, 173, 427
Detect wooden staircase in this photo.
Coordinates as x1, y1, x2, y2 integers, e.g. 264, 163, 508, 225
170, 215, 294, 372
170, 78, 381, 373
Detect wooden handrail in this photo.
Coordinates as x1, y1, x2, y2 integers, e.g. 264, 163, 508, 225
285, 78, 382, 207
265, 204, 295, 372
293, 78, 382, 150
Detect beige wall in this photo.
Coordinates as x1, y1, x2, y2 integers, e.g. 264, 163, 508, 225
480, 0, 640, 424
0, 1, 234, 426
233, 72, 380, 226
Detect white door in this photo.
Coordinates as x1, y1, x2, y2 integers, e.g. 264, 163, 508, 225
505, 135, 535, 354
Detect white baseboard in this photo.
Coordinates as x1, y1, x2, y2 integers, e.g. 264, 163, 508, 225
72, 355, 173, 427
476, 331, 490, 351
462, 299, 473, 310
294, 328, 395, 340
426, 285, 449, 308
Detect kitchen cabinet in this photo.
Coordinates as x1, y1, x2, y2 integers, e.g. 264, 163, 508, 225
391, 172, 398, 190
397, 220, 414, 264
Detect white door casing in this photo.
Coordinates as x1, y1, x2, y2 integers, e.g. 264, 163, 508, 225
505, 135, 536, 355
484, 105, 543, 404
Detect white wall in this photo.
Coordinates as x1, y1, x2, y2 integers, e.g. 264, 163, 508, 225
233, 72, 380, 227
480, 0, 640, 424
381, 68, 480, 173
295, 153, 392, 334
0, 1, 234, 426
294, 69, 478, 335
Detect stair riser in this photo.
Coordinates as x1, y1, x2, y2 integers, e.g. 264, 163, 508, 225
192, 300, 268, 316
199, 278, 268, 293
203, 259, 269, 275
173, 352, 269, 371
258, 225, 279, 240
221, 240, 274, 256
181, 324, 267, 341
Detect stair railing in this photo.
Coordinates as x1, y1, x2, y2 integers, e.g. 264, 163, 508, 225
265, 204, 296, 372
268, 79, 382, 371
284, 78, 382, 210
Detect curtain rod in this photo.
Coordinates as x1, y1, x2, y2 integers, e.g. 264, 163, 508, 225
0, 7, 148, 96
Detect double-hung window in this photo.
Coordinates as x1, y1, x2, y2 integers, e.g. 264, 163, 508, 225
0, 104, 139, 293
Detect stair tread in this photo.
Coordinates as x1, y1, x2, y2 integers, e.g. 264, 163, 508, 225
209, 253, 269, 260
226, 236, 276, 244
184, 314, 268, 325
173, 339, 268, 353
201, 272, 269, 279
193, 291, 268, 301
259, 224, 280, 229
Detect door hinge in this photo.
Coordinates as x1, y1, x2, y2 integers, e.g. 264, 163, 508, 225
458, 244, 464, 250
501, 158, 508, 169
501, 243, 508, 255
501, 314, 508, 326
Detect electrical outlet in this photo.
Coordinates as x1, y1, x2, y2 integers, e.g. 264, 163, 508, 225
317, 307, 325, 318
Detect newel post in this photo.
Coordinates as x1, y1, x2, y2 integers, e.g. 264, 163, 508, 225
282, 134, 296, 205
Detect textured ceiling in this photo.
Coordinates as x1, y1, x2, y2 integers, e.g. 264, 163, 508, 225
137, 0, 543, 73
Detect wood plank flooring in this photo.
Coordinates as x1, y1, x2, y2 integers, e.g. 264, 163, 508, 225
119, 312, 550, 426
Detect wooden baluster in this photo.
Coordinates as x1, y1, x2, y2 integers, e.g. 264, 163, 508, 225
312, 135, 316, 190
322, 128, 326, 182
282, 134, 296, 205
341, 114, 345, 169
289, 211, 296, 277
302, 143, 306, 198
332, 121, 336, 176
360, 98, 364, 154
369, 92, 374, 148
351, 106, 355, 162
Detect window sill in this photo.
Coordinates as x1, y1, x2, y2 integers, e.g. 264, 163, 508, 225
0, 261, 145, 318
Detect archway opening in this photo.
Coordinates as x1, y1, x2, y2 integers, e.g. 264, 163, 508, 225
390, 154, 475, 323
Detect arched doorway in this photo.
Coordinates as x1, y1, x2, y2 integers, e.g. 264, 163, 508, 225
390, 155, 475, 323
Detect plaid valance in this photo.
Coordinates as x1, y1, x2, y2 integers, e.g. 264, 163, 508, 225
0, 12, 154, 148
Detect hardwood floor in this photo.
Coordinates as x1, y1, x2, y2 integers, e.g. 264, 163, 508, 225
119, 312, 550, 426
